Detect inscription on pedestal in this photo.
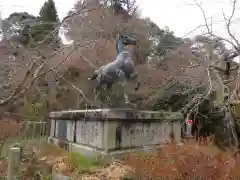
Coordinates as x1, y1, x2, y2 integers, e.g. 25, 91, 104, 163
76, 121, 103, 149
120, 122, 170, 148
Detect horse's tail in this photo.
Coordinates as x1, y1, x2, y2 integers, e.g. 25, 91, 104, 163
88, 66, 105, 80
88, 69, 99, 80
88, 73, 98, 80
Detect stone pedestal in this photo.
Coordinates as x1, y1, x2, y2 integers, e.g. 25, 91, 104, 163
49, 108, 184, 157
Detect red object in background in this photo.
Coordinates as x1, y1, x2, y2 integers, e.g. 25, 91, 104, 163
188, 119, 193, 124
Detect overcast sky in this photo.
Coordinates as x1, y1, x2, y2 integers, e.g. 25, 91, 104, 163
1, 0, 240, 42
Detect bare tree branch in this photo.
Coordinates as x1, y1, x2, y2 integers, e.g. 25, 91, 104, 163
222, 0, 240, 51
194, 0, 239, 52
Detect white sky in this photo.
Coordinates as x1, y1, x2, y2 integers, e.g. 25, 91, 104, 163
1, 0, 240, 42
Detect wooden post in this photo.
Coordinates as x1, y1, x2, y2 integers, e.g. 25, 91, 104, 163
33, 123, 36, 139
40, 123, 46, 143
7, 147, 21, 180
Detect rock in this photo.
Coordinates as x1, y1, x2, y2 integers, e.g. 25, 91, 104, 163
52, 172, 71, 180
39, 156, 47, 161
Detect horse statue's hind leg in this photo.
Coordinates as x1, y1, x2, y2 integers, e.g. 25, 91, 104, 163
117, 69, 138, 107
88, 69, 102, 101
116, 69, 129, 104
129, 71, 140, 91
89, 72, 113, 102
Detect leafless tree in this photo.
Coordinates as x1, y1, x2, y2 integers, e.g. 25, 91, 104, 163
0, 1, 102, 116
186, 0, 240, 150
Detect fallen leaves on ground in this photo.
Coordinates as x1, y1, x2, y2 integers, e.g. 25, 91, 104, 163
79, 162, 134, 180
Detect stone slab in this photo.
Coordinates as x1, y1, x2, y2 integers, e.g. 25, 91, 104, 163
49, 108, 183, 121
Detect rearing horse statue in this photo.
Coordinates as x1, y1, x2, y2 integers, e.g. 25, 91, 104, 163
88, 32, 140, 104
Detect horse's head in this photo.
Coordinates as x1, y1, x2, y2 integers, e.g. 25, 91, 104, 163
116, 32, 137, 54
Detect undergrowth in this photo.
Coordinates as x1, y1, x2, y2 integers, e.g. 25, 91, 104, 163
4, 139, 240, 179
67, 151, 101, 173
123, 141, 240, 179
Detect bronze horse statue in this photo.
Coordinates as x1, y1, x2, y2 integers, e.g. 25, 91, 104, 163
88, 32, 140, 104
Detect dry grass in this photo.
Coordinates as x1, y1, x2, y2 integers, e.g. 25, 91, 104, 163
123, 141, 240, 179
